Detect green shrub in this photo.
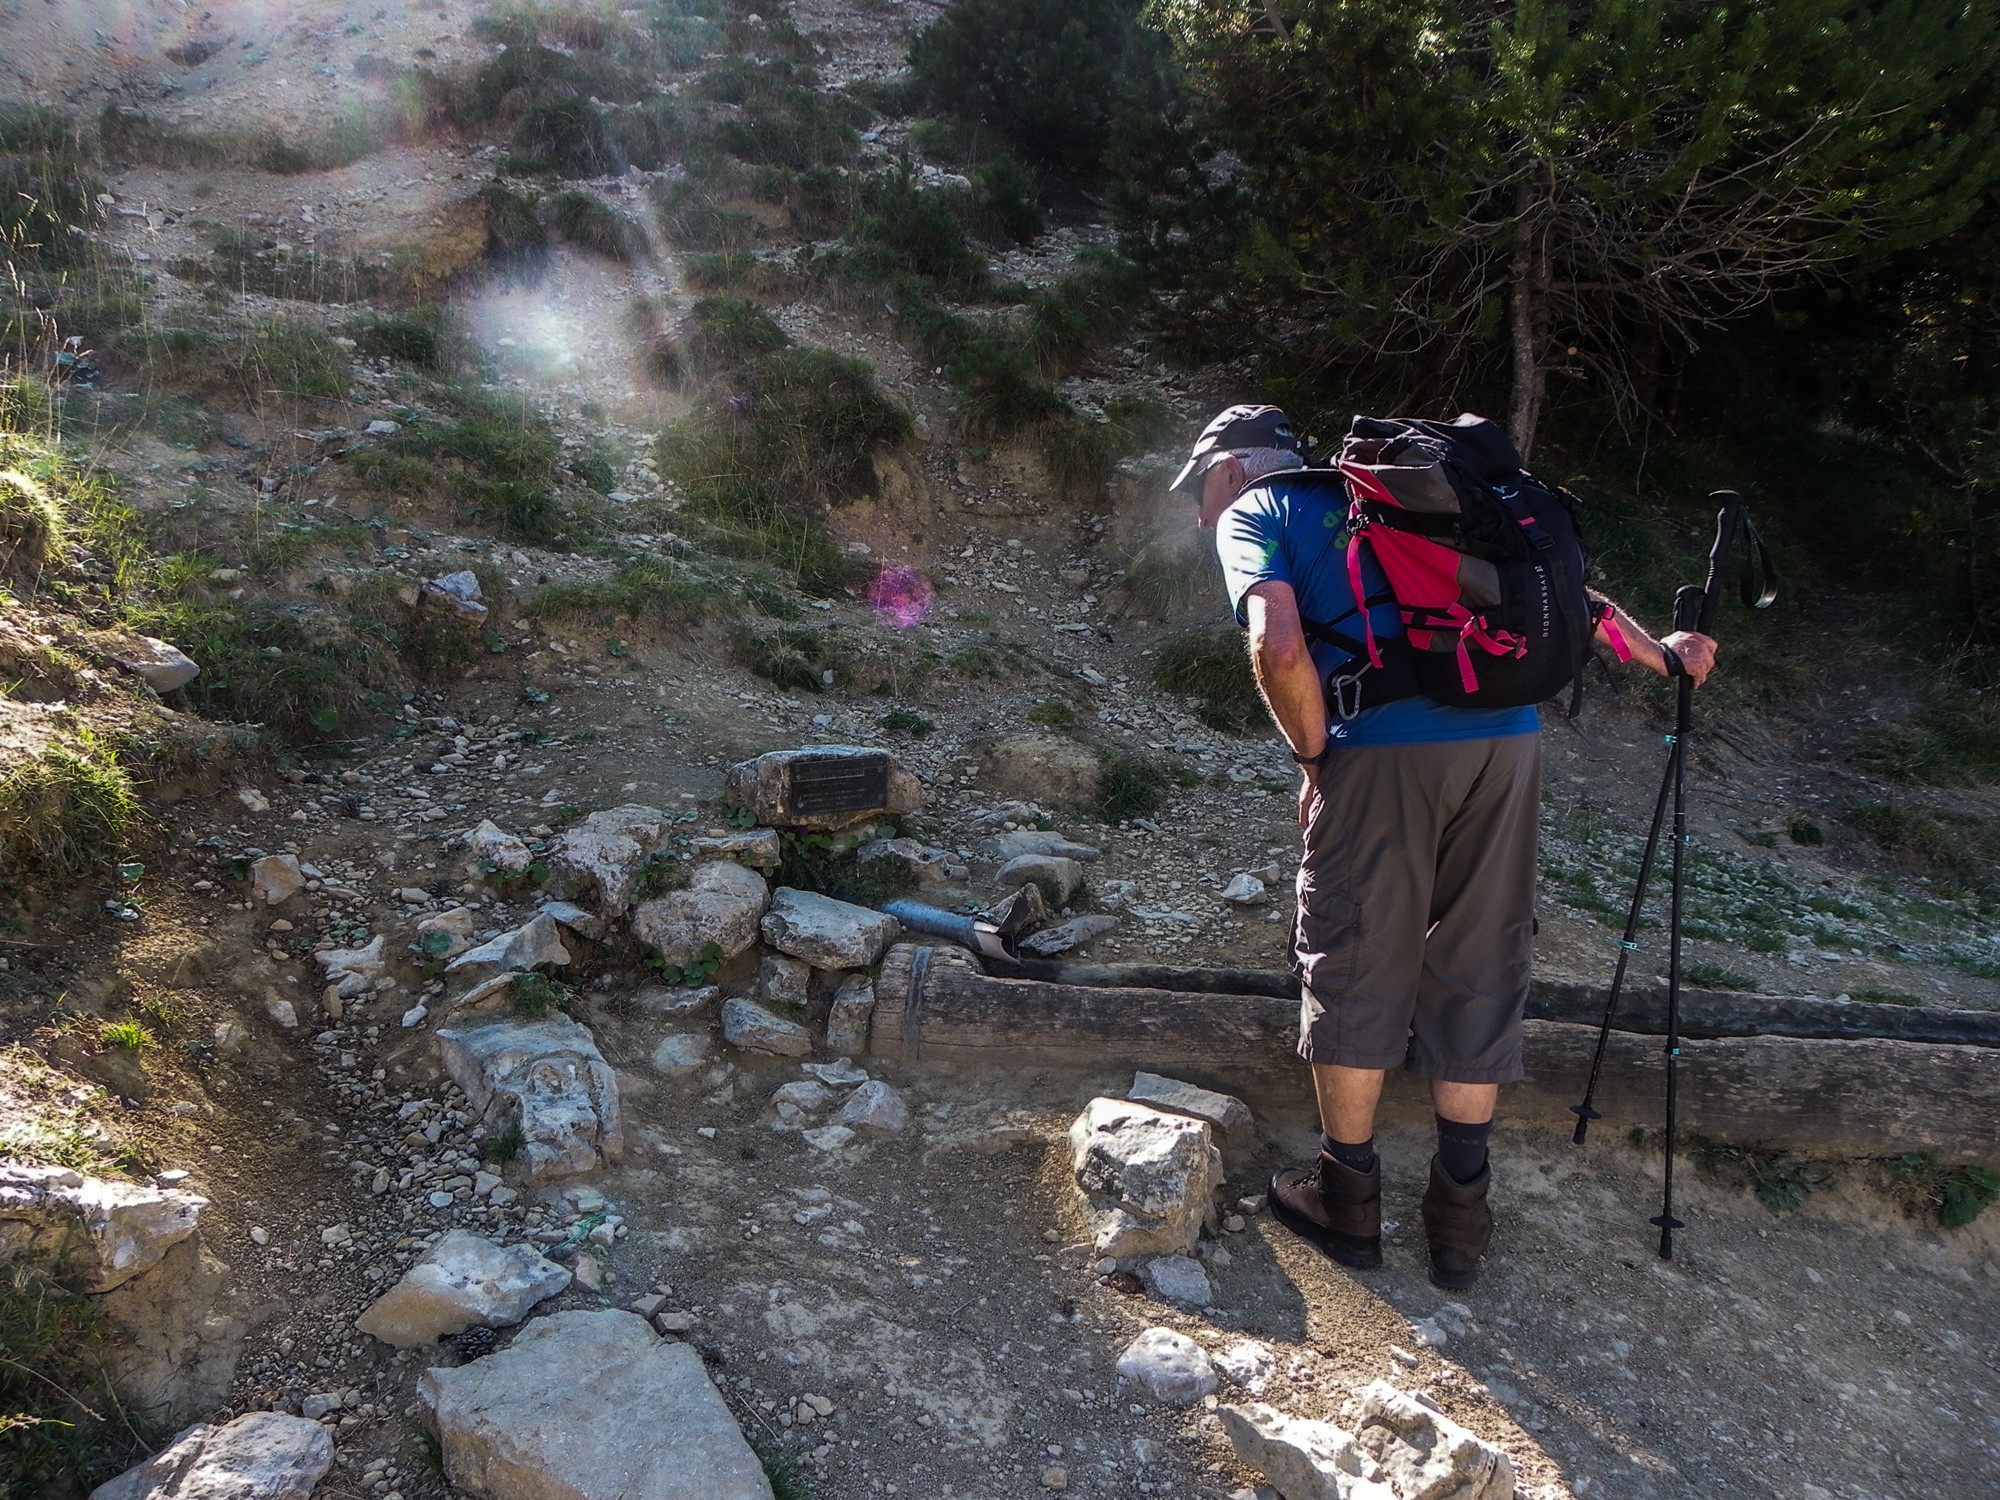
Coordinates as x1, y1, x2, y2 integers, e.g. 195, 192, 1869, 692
842, 166, 988, 294
684, 298, 792, 374
907, 0, 1149, 175
1844, 802, 2000, 894
1688, 1135, 1835, 1214
544, 190, 643, 261
967, 155, 1046, 243
947, 337, 1067, 437
526, 556, 733, 628
1026, 699, 1078, 729
96, 1019, 152, 1051
344, 308, 453, 369
655, 177, 765, 252
477, 186, 551, 275
682, 251, 794, 295
878, 708, 935, 737
1096, 749, 1169, 820
698, 59, 864, 169
1853, 687, 2000, 787
1026, 249, 1147, 371
732, 625, 852, 692
348, 387, 571, 546
1880, 1153, 2000, 1229
1153, 627, 1262, 732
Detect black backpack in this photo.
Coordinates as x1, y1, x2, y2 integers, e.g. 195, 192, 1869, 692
1275, 414, 1600, 717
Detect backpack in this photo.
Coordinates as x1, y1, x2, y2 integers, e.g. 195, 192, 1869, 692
1280, 413, 1600, 717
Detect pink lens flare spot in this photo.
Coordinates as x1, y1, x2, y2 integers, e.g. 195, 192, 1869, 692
867, 566, 934, 629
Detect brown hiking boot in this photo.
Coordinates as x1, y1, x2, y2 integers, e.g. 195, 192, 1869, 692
1269, 1154, 1381, 1270
1421, 1154, 1493, 1290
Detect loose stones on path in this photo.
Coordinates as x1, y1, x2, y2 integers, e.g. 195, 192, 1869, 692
355, 1230, 570, 1348
835, 1079, 908, 1135
434, 1016, 623, 1183
90, 1411, 334, 1500
995, 854, 1084, 908
446, 914, 571, 979
419, 1309, 774, 1500
1127, 1072, 1255, 1145
1143, 1254, 1214, 1308
1069, 1098, 1222, 1261
250, 854, 304, 906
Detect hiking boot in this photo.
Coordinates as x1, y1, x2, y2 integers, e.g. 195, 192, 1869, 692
1269, 1154, 1381, 1270
1421, 1154, 1493, 1290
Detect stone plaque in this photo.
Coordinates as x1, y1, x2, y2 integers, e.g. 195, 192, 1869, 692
786, 752, 889, 819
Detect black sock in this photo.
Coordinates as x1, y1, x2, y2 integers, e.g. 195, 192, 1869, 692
1435, 1115, 1492, 1184
1320, 1133, 1377, 1173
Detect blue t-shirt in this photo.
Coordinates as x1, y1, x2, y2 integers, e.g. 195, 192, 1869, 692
1215, 475, 1539, 747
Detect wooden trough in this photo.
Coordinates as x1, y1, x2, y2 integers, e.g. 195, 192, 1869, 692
868, 943, 2000, 1167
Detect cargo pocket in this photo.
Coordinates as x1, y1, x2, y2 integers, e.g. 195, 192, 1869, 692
1294, 882, 1361, 1000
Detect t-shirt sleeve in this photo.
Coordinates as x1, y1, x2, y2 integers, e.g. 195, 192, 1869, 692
1214, 488, 1290, 626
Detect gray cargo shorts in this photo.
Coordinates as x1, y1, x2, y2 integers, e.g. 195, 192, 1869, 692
1292, 733, 1541, 1082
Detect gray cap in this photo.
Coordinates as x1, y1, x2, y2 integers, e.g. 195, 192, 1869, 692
1167, 404, 1299, 494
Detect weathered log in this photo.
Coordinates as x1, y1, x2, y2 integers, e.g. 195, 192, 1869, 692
998, 955, 2000, 1049
868, 945, 2000, 1164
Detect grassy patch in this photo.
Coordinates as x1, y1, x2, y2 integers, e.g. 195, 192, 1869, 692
1844, 802, 2000, 895
509, 973, 573, 1019
683, 298, 792, 375
346, 386, 574, 546
1878, 1153, 2000, 1229
526, 556, 734, 629
1026, 699, 1078, 730
0, 730, 141, 884
1153, 627, 1261, 732
1681, 961, 1758, 991
544, 191, 644, 261
731, 625, 853, 692
1853, 687, 2000, 787
480, 1120, 527, 1165
0, 1257, 149, 1496
1688, 1135, 1835, 1214
878, 708, 934, 737
1096, 750, 1170, 821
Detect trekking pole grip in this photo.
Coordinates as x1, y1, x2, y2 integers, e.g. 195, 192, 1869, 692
1693, 491, 1744, 637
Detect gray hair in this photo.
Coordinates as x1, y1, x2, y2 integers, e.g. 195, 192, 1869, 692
1229, 446, 1303, 486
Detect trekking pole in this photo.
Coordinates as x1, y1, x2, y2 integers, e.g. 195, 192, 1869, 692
1652, 493, 1748, 1258
1569, 490, 1776, 1258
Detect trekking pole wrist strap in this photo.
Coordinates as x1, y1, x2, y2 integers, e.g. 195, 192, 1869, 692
1659, 642, 1688, 679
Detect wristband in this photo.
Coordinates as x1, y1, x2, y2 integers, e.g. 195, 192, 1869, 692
1292, 745, 1330, 768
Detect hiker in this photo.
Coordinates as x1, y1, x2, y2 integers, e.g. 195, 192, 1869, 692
1174, 404, 1717, 1289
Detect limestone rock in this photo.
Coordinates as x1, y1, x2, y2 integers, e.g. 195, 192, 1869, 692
1218, 1404, 1390, 1500
540, 900, 607, 941
720, 999, 811, 1058
249, 855, 304, 906
89, 1411, 333, 1500
723, 745, 922, 832
108, 635, 200, 695
0, 1165, 207, 1292
996, 854, 1084, 908
1115, 1328, 1218, 1406
760, 888, 900, 968
1220, 873, 1268, 906
1127, 1073, 1254, 1140
1068, 1098, 1221, 1261
1144, 1254, 1213, 1307
977, 830, 1103, 864
434, 1016, 623, 1184
631, 861, 769, 968
824, 973, 876, 1055
1349, 1381, 1515, 1500
546, 805, 678, 918
446, 914, 571, 979
467, 820, 533, 876
1017, 914, 1118, 957
1214, 1341, 1276, 1395
315, 935, 385, 995
689, 829, 781, 866
757, 952, 812, 1009
986, 881, 1049, 937
418, 1309, 772, 1500
650, 1033, 711, 1078
629, 984, 720, 1018
416, 907, 478, 961
856, 837, 951, 884
355, 1230, 570, 1348
979, 734, 1101, 809
836, 1080, 908, 1135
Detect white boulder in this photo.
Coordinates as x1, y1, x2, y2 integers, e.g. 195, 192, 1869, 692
759, 887, 900, 968
631, 861, 769, 968
355, 1230, 570, 1348
446, 914, 571, 977
108, 635, 200, 695
434, 1016, 623, 1184
1218, 1403, 1391, 1500
89, 1411, 333, 1500
824, 973, 876, 1055
249, 854, 304, 906
418, 1309, 773, 1500
1127, 1072, 1254, 1139
1350, 1381, 1515, 1500
467, 819, 533, 875
720, 998, 811, 1058
1115, 1328, 1217, 1406
546, 805, 679, 918
0, 1165, 206, 1292
1068, 1098, 1222, 1261
835, 1080, 907, 1135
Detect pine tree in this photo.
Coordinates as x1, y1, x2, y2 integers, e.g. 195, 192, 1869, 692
1147, 0, 2000, 455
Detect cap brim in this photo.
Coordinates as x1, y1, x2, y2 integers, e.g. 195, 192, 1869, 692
1167, 457, 1202, 495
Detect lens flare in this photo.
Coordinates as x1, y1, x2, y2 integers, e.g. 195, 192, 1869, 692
867, 566, 933, 630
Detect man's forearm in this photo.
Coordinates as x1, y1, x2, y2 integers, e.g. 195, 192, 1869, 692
1243, 583, 1327, 757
